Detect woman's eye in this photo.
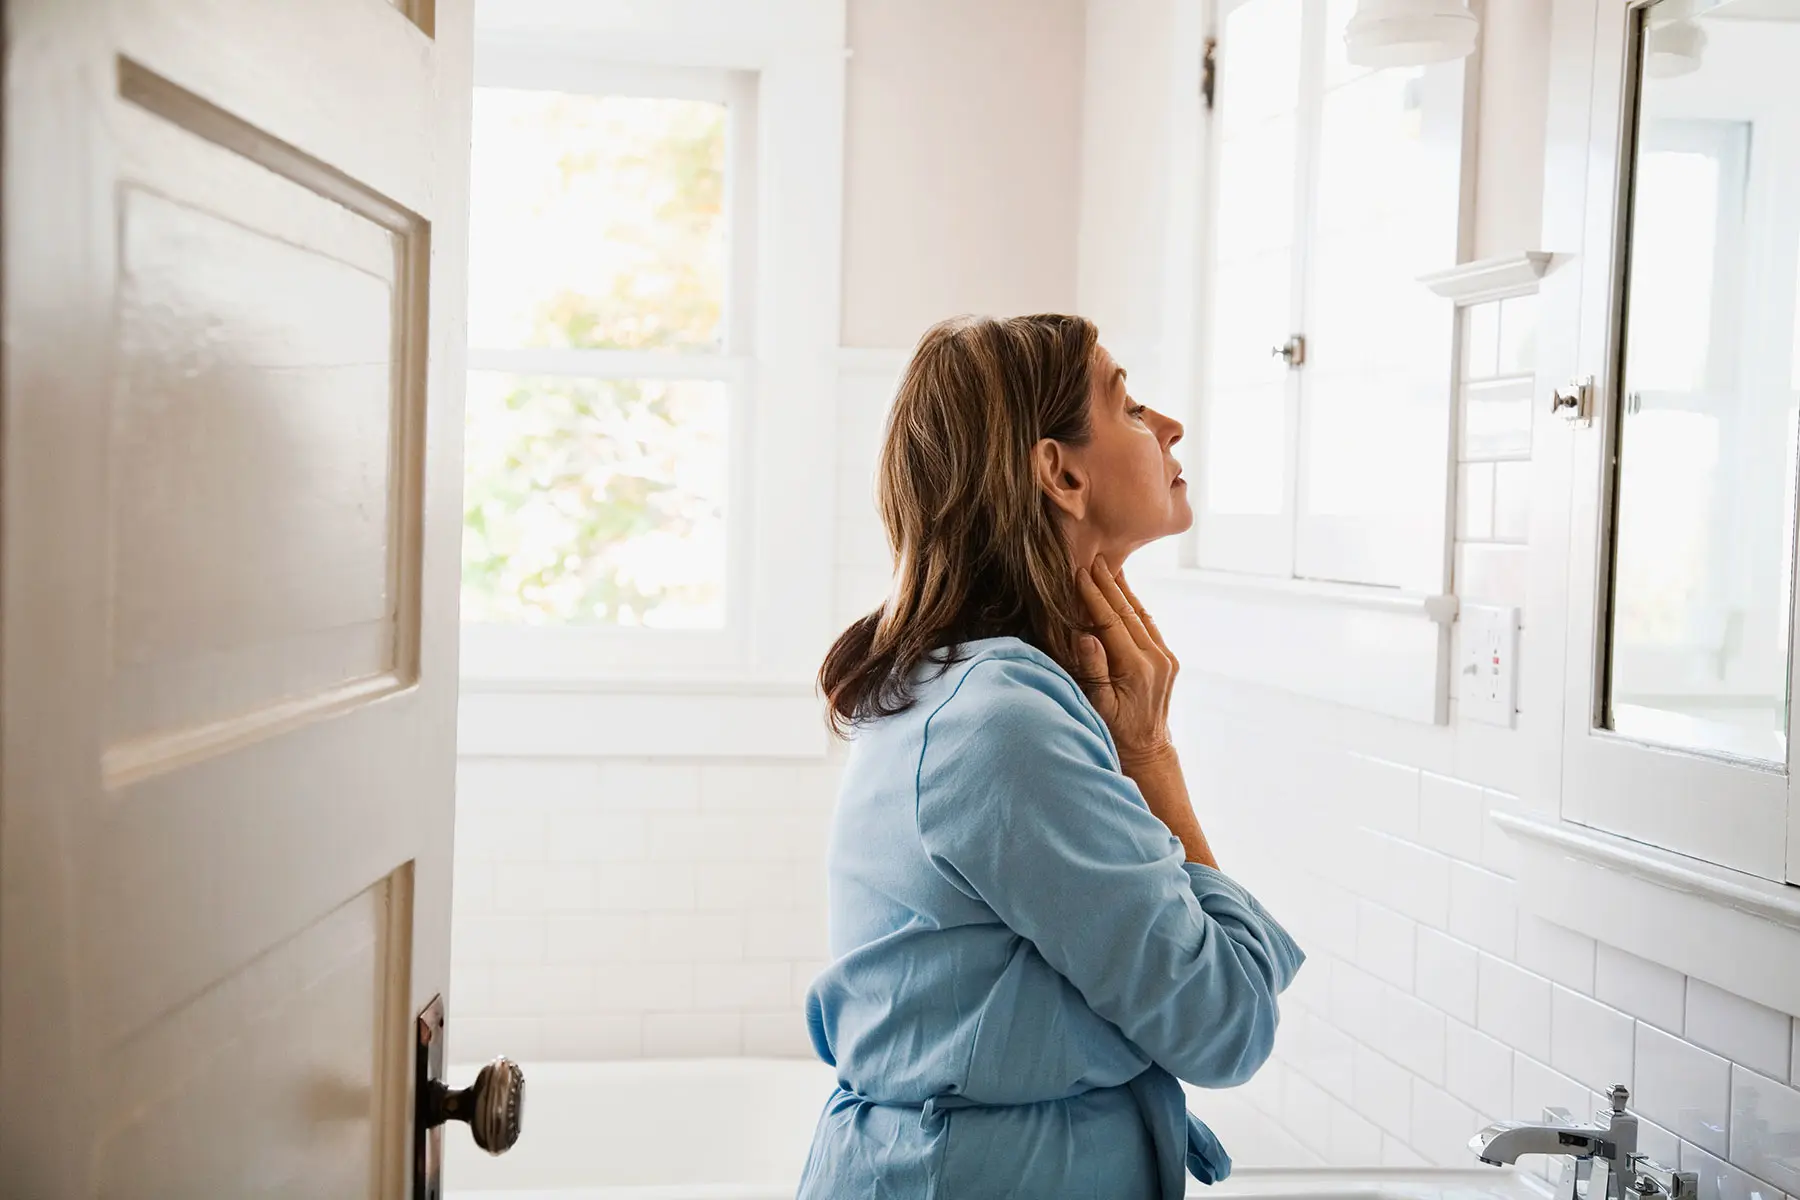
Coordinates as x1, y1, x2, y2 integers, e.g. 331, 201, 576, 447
1128, 405, 1147, 419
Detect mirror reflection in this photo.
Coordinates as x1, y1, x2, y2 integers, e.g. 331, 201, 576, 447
1607, 0, 1800, 763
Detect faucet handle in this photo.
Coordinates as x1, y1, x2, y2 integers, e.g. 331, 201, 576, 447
1602, 1084, 1640, 1160
1627, 1155, 1697, 1200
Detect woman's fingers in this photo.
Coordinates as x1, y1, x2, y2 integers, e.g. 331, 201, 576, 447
1075, 568, 1142, 671
1091, 559, 1155, 653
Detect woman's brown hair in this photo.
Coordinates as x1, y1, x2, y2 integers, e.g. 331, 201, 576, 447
819, 313, 1099, 734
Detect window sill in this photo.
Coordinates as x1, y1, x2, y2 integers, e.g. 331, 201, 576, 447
1138, 570, 1456, 724
1494, 811, 1800, 1016
457, 675, 830, 760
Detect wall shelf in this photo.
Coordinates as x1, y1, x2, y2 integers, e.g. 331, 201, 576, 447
1419, 251, 1555, 305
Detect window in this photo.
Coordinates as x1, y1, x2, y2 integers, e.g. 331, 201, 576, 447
460, 61, 759, 674
1194, 0, 1467, 593
1559, 0, 1800, 884
453, 9, 842, 758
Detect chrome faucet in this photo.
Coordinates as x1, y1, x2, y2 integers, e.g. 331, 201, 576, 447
1470, 1086, 1697, 1200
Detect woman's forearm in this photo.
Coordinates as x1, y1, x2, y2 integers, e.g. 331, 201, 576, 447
1122, 748, 1218, 869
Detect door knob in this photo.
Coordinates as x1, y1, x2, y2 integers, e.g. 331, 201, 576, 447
1551, 375, 1593, 424
426, 1056, 525, 1155
414, 995, 524, 1200
1270, 334, 1306, 368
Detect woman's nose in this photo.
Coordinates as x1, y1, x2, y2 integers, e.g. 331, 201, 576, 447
1156, 410, 1184, 447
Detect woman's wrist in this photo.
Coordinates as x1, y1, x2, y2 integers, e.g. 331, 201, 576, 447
1121, 744, 1217, 869
1118, 739, 1178, 778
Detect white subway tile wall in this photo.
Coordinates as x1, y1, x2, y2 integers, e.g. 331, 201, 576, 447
1355, 1040, 1416, 1139
1356, 898, 1418, 989
1477, 954, 1553, 1061
1730, 1067, 1800, 1197
1549, 986, 1635, 1095
1419, 772, 1487, 863
1456, 298, 1534, 624
1597, 945, 1688, 1035
1494, 295, 1539, 376
1642, 1119, 1686, 1173
1682, 1141, 1787, 1200
1454, 542, 1531, 611
1491, 461, 1532, 543
1461, 379, 1536, 460
1685, 981, 1793, 1084
1417, 927, 1479, 1025
1459, 463, 1496, 540
1446, 1020, 1514, 1119
450, 757, 838, 1064
1163, 299, 1799, 1195
1465, 302, 1501, 376
1635, 1023, 1732, 1156
1518, 915, 1598, 994
1448, 863, 1518, 958
1414, 1077, 1483, 1166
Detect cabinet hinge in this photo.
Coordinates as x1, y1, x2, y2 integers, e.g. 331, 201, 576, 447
1202, 37, 1218, 110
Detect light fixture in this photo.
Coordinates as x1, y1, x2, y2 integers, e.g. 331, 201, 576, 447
1344, 0, 1480, 68
1644, 18, 1706, 79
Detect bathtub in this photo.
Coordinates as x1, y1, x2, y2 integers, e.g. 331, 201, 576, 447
444, 1057, 1545, 1200
446, 1058, 835, 1199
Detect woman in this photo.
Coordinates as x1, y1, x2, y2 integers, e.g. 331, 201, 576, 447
797, 314, 1303, 1199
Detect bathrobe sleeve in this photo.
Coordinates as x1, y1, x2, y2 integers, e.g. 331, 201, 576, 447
914, 655, 1304, 1088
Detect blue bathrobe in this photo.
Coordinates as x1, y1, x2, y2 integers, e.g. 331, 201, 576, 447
797, 637, 1303, 1200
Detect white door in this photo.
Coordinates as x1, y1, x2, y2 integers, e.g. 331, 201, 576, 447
1, 0, 485, 1194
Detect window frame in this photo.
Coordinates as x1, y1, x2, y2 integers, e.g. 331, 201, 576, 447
1189, 0, 1470, 598
454, 13, 845, 703
1150, 0, 1475, 728
1553, 0, 1799, 886
459, 58, 757, 677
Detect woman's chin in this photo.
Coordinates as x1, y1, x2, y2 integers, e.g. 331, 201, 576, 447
1168, 488, 1195, 534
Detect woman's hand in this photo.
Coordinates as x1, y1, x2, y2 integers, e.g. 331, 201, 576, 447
1074, 558, 1215, 866
1074, 558, 1179, 772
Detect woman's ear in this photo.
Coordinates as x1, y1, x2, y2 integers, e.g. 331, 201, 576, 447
1034, 437, 1088, 522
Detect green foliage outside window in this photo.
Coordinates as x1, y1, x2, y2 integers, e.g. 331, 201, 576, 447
462, 90, 730, 627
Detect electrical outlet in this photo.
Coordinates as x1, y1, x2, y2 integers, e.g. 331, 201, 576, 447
1459, 603, 1518, 727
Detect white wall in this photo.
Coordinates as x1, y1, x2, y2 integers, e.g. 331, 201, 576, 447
1074, 0, 1207, 427
1075, 0, 1195, 357
839, 0, 1086, 347
1080, 0, 1800, 1190
1470, 0, 1552, 259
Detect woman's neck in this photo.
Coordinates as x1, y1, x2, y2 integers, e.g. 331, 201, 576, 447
1065, 530, 1135, 572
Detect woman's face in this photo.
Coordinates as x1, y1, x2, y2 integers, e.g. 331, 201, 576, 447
1040, 344, 1191, 564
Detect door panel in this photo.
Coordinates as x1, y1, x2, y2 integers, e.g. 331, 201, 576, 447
2, 1, 472, 1194
95, 869, 413, 1197
107, 73, 427, 774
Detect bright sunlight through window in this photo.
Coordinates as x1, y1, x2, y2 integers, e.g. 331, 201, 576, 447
462, 88, 733, 628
